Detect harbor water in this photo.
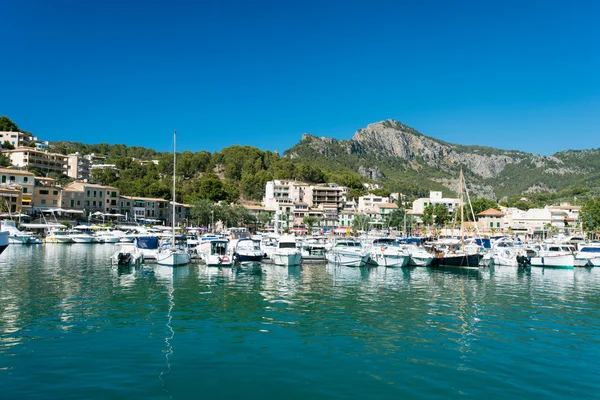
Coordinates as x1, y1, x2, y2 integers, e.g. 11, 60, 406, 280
1, 245, 599, 399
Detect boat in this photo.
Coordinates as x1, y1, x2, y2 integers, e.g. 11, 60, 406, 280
156, 130, 190, 267
575, 242, 600, 267
45, 229, 74, 243
271, 234, 302, 266
110, 242, 144, 266
488, 237, 524, 267
233, 238, 263, 266
0, 220, 34, 244
325, 238, 370, 267
0, 231, 8, 255
429, 169, 481, 268
68, 231, 95, 243
199, 239, 233, 267
134, 236, 161, 260
396, 238, 434, 266
369, 237, 410, 267
299, 235, 327, 262
526, 243, 575, 269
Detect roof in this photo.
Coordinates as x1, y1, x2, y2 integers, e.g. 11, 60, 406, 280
244, 205, 266, 211
121, 195, 167, 202
0, 168, 35, 176
64, 181, 119, 191
476, 208, 505, 217
376, 203, 398, 209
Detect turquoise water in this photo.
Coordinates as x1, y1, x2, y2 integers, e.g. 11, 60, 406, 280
1, 245, 599, 399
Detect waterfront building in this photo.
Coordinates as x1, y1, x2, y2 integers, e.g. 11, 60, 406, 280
338, 210, 357, 228
4, 147, 69, 176
119, 196, 169, 223
67, 153, 92, 181
0, 168, 35, 212
357, 194, 390, 213
61, 181, 120, 215
32, 177, 61, 211
0, 185, 23, 214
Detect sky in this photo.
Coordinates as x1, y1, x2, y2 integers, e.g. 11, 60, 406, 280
1, 0, 599, 155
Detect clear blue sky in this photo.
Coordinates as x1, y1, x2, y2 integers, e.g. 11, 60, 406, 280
1, 0, 598, 155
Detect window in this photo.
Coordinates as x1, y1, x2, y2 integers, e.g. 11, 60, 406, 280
23, 177, 28, 183
1, 176, 5, 183
9, 176, 15, 181
23, 188, 27, 193
39, 190, 49, 195
53, 200, 58, 205
41, 199, 46, 204
77, 201, 81, 206
53, 190, 58, 195
497, 222, 501, 228
490, 222, 494, 228
87, 190, 90, 196
71, 200, 74, 207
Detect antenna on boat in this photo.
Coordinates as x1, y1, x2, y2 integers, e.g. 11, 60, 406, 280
460, 168, 464, 252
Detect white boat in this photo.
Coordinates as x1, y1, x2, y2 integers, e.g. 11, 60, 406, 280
299, 236, 327, 262
45, 229, 74, 243
94, 229, 125, 243
0, 220, 34, 244
396, 241, 434, 266
369, 238, 410, 267
325, 238, 370, 267
199, 239, 233, 267
233, 238, 263, 266
0, 231, 8, 255
156, 130, 190, 267
527, 243, 575, 269
271, 235, 302, 266
259, 234, 278, 260
488, 237, 524, 267
110, 243, 144, 266
134, 236, 161, 260
69, 232, 95, 243
574, 242, 600, 267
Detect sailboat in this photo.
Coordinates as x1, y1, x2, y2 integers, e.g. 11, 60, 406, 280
429, 168, 481, 268
156, 130, 191, 267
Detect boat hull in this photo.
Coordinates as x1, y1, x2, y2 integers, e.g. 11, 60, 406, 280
235, 253, 263, 266
431, 253, 481, 268
370, 253, 410, 268
156, 250, 190, 266
205, 254, 234, 267
530, 254, 575, 269
271, 252, 302, 266
325, 251, 370, 267
0, 231, 8, 255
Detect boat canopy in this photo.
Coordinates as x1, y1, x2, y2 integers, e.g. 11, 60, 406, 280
136, 236, 159, 249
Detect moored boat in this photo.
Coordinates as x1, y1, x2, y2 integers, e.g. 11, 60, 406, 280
325, 238, 370, 267
271, 235, 302, 266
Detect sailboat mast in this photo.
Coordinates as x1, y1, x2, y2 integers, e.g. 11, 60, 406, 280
459, 168, 464, 252
172, 130, 176, 244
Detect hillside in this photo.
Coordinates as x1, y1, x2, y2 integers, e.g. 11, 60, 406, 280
285, 120, 600, 201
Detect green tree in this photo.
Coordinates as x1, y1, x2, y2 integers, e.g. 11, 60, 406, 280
386, 209, 406, 229
0, 153, 10, 167
433, 203, 449, 226
422, 204, 434, 225
580, 198, 600, 233
353, 214, 371, 231
2, 140, 15, 150
464, 198, 500, 221
0, 116, 19, 131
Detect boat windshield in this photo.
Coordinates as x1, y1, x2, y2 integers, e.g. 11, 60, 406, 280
279, 242, 297, 249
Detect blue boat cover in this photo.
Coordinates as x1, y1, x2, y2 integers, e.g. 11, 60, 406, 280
136, 236, 159, 249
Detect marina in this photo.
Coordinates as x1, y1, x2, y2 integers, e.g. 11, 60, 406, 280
1, 244, 600, 399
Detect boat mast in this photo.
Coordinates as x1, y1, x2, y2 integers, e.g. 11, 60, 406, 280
459, 168, 464, 252
172, 130, 176, 246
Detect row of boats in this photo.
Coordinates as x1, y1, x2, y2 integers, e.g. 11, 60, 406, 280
108, 231, 600, 270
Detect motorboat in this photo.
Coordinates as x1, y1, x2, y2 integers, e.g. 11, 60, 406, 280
45, 229, 74, 244
259, 234, 279, 260
325, 238, 370, 267
574, 242, 600, 267
199, 239, 233, 267
68, 231, 95, 243
271, 235, 302, 266
135, 236, 161, 260
0, 231, 8, 255
111, 242, 144, 266
526, 243, 575, 269
0, 220, 34, 244
233, 238, 263, 266
369, 237, 410, 267
156, 244, 190, 266
396, 238, 434, 266
299, 235, 327, 262
488, 237, 524, 267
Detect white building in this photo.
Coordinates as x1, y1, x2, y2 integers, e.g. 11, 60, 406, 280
412, 191, 461, 215
357, 194, 390, 213
4, 147, 69, 176
0, 131, 36, 148
67, 153, 92, 181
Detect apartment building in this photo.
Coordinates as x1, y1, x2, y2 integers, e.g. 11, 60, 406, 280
0, 168, 35, 211
119, 196, 169, 223
67, 153, 92, 181
32, 177, 61, 211
4, 147, 68, 176
0, 131, 36, 147
412, 191, 461, 215
0, 185, 23, 213
61, 181, 120, 215
357, 194, 390, 213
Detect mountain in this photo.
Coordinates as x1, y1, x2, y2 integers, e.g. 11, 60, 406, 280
285, 120, 600, 200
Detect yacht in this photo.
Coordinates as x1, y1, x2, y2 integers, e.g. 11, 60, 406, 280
68, 231, 95, 243
526, 243, 575, 269
271, 235, 302, 266
574, 242, 600, 267
299, 235, 327, 262
325, 238, 370, 267
396, 239, 434, 266
233, 238, 263, 266
45, 229, 74, 244
369, 237, 410, 267
135, 236, 161, 260
0, 220, 34, 244
427, 239, 481, 268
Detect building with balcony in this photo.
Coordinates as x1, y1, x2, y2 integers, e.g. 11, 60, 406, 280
67, 153, 92, 181
357, 194, 390, 213
32, 177, 61, 211
0, 168, 35, 212
61, 182, 120, 215
0, 185, 23, 214
0, 131, 36, 148
476, 208, 505, 233
4, 147, 68, 176
119, 196, 169, 223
